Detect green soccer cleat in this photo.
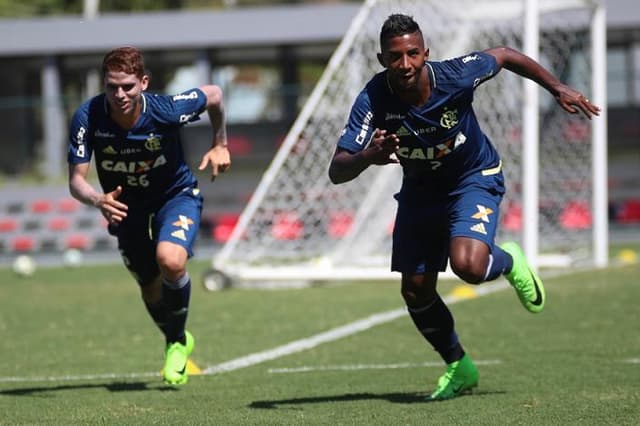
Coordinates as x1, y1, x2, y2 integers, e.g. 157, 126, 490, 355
428, 354, 479, 401
501, 242, 546, 313
162, 330, 195, 385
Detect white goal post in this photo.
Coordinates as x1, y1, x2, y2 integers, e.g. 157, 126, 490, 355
205, 0, 607, 289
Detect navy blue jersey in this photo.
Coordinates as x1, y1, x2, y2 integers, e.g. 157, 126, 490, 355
68, 88, 207, 211
338, 51, 502, 195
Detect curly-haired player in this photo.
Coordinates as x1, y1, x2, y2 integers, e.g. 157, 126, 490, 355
329, 14, 599, 400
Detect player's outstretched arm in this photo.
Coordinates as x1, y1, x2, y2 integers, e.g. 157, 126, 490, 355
68, 163, 127, 224
198, 84, 231, 182
329, 129, 399, 184
485, 46, 601, 119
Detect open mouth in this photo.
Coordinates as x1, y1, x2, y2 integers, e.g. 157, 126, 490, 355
398, 73, 415, 84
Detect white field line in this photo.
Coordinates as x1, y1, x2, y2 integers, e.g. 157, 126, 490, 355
268, 359, 502, 374
200, 281, 509, 374
1, 281, 510, 384
0, 372, 158, 383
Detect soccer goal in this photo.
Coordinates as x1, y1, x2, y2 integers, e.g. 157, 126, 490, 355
204, 0, 607, 290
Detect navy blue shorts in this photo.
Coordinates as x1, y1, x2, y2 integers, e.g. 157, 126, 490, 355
391, 173, 505, 274
110, 187, 203, 286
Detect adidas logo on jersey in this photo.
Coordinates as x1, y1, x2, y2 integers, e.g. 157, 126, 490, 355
102, 146, 117, 154
470, 223, 487, 235
171, 229, 187, 241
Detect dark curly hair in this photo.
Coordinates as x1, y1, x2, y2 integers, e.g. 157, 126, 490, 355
380, 14, 422, 48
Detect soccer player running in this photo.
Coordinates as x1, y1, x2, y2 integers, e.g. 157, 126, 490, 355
329, 14, 600, 400
67, 46, 230, 385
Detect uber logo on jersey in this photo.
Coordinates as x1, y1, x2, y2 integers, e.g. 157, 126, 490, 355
395, 126, 437, 137
119, 148, 142, 155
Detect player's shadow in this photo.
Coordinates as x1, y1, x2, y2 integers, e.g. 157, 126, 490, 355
0, 381, 179, 397
249, 389, 502, 408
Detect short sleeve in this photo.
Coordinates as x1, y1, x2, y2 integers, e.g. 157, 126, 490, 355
67, 103, 92, 164
337, 89, 376, 153
453, 51, 499, 89
148, 88, 208, 125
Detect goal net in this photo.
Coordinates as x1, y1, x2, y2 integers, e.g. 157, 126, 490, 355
209, 0, 606, 287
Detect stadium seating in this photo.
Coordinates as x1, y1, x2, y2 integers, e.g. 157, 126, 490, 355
47, 216, 71, 232
0, 185, 254, 259
559, 200, 592, 229
58, 197, 81, 214
502, 202, 522, 231
30, 199, 53, 214
10, 235, 36, 252
212, 213, 240, 243
0, 218, 18, 233
328, 211, 354, 239
64, 233, 91, 250
3, 185, 634, 260
0, 186, 117, 256
616, 199, 640, 224
271, 212, 303, 240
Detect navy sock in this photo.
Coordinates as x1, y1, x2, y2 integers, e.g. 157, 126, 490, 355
162, 273, 191, 344
144, 300, 169, 336
484, 246, 514, 281
408, 296, 464, 364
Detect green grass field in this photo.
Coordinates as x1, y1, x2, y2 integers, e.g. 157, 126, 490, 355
0, 255, 639, 425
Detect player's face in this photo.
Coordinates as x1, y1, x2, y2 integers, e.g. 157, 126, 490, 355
104, 71, 149, 117
378, 31, 428, 92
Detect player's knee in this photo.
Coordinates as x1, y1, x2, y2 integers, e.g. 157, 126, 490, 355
156, 246, 187, 279
450, 257, 484, 284
157, 256, 185, 279
401, 274, 437, 307
401, 289, 437, 308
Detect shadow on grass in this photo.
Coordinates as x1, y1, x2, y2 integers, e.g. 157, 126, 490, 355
249, 389, 503, 408
0, 381, 179, 396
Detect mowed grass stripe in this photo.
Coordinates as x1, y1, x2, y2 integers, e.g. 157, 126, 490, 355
0, 280, 507, 384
